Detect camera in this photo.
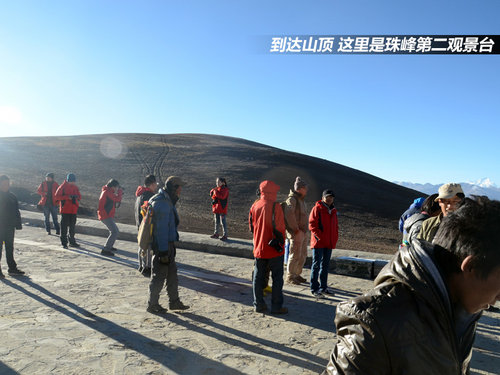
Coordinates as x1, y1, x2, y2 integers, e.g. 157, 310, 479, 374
268, 238, 284, 252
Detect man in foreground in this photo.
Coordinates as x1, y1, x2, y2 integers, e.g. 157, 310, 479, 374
147, 176, 189, 314
324, 196, 500, 375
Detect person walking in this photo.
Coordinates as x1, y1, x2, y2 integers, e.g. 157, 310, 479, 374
249, 180, 288, 314
0, 175, 25, 278
135, 174, 158, 276
210, 177, 229, 241
97, 179, 123, 256
36, 173, 60, 235
309, 189, 339, 297
285, 176, 309, 285
147, 176, 189, 314
55, 173, 81, 249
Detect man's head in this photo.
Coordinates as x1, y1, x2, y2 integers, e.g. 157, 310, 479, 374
433, 196, 500, 313
144, 175, 158, 192
66, 173, 76, 185
322, 189, 335, 206
294, 176, 308, 197
435, 183, 464, 217
45, 173, 54, 182
165, 176, 186, 197
106, 179, 120, 192
216, 177, 226, 187
0, 175, 10, 192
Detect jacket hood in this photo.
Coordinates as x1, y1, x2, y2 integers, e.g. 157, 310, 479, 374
259, 180, 280, 200
403, 213, 429, 232
135, 186, 152, 197
411, 197, 425, 209
375, 240, 451, 317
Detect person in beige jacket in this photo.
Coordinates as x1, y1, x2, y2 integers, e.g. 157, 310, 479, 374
285, 176, 309, 284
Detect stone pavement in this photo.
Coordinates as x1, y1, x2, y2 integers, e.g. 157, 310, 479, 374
0, 213, 498, 375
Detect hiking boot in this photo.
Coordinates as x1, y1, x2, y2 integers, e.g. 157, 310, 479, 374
56, 230, 60, 235
270, 307, 288, 315
8, 268, 25, 276
47, 231, 51, 235
220, 235, 228, 241
320, 288, 335, 296
169, 300, 189, 311
62, 244, 68, 249
255, 305, 267, 313
210, 233, 219, 239
312, 290, 325, 299
147, 304, 167, 314
297, 275, 307, 283
0, 269, 5, 279
141, 268, 151, 277
69, 242, 80, 248
101, 249, 115, 257
286, 277, 301, 285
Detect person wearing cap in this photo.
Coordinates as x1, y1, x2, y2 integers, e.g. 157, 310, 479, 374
97, 179, 123, 256
36, 173, 60, 235
308, 190, 339, 297
418, 183, 464, 242
0, 175, 25, 277
135, 174, 158, 276
284, 176, 309, 285
55, 173, 81, 249
147, 176, 189, 314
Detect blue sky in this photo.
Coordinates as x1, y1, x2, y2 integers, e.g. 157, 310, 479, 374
0, 1, 498, 185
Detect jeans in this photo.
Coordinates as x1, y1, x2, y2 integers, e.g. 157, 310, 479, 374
214, 213, 227, 236
60, 213, 77, 246
43, 205, 60, 233
0, 226, 17, 270
101, 217, 119, 249
310, 248, 332, 292
148, 254, 179, 307
253, 255, 284, 311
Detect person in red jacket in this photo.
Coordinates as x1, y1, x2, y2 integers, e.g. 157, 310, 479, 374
36, 173, 60, 235
97, 179, 123, 256
210, 177, 229, 241
309, 189, 339, 297
55, 173, 81, 249
249, 180, 288, 314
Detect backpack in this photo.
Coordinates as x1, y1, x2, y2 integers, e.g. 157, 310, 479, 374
137, 201, 154, 251
280, 195, 300, 233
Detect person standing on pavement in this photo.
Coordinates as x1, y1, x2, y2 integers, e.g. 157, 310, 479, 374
55, 173, 81, 249
36, 173, 60, 236
147, 176, 190, 314
135, 174, 158, 276
97, 179, 123, 257
285, 176, 309, 285
0, 175, 25, 277
309, 190, 339, 297
210, 177, 229, 241
249, 180, 288, 314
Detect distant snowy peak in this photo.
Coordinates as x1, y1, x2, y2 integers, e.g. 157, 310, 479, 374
394, 179, 500, 201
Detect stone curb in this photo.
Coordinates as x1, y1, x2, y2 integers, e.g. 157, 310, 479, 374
20, 210, 392, 279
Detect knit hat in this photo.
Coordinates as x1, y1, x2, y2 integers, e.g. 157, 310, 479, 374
294, 176, 307, 191
46, 173, 55, 179
66, 173, 76, 182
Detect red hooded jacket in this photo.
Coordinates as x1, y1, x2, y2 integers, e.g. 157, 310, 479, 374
309, 200, 339, 249
37, 180, 59, 206
248, 180, 286, 259
210, 186, 229, 214
55, 181, 81, 214
97, 186, 123, 220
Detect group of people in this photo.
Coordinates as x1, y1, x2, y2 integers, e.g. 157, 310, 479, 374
2, 171, 500, 374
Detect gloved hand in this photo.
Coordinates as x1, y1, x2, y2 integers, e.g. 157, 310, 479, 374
159, 242, 176, 264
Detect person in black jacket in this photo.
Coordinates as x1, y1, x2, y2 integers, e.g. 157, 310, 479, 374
0, 175, 25, 277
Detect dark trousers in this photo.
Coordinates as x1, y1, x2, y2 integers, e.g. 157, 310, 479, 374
43, 205, 60, 233
0, 226, 17, 270
60, 213, 77, 246
148, 254, 179, 307
310, 248, 332, 292
253, 255, 284, 311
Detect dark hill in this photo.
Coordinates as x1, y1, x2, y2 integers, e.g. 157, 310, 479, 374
0, 133, 424, 253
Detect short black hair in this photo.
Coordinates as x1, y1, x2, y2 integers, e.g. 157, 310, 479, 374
422, 194, 440, 216
144, 175, 156, 186
106, 179, 120, 188
434, 196, 500, 279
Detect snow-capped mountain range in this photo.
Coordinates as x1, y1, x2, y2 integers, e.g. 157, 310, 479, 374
394, 178, 500, 201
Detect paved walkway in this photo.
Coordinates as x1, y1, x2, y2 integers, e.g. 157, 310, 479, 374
0, 213, 498, 374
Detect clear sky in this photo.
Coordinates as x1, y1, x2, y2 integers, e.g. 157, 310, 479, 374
0, 1, 498, 185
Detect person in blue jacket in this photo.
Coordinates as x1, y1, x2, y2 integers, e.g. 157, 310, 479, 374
398, 197, 425, 235
147, 176, 190, 314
